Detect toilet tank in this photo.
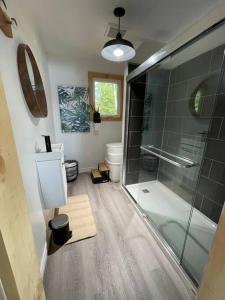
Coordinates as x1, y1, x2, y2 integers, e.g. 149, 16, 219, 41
106, 142, 122, 163
106, 143, 122, 154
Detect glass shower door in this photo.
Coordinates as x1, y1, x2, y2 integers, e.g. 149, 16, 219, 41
136, 56, 199, 262
181, 25, 225, 284
125, 21, 225, 286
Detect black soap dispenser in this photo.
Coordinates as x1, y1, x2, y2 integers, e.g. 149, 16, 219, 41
42, 135, 52, 152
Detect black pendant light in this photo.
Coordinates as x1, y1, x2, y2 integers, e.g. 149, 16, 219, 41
101, 7, 136, 62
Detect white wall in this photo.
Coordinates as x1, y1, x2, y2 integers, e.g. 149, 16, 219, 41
0, 1, 55, 267
48, 55, 124, 172
134, 2, 225, 79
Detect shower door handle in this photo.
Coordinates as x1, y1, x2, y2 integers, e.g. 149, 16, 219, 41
140, 146, 197, 168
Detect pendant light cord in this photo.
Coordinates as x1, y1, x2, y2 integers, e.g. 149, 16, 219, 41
118, 16, 120, 34
117, 15, 122, 39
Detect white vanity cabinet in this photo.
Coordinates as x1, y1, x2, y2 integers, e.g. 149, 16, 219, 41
35, 143, 67, 209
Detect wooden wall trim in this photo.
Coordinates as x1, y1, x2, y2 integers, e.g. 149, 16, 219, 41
0, 76, 45, 299
0, 231, 20, 299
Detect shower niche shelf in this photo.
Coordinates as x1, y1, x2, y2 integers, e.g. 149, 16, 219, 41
140, 145, 196, 168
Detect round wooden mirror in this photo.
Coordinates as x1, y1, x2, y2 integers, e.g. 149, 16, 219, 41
17, 44, 48, 118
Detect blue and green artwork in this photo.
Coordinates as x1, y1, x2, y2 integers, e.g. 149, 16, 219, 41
58, 86, 90, 133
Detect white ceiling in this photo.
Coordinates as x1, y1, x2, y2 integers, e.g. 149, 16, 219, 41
21, 0, 223, 61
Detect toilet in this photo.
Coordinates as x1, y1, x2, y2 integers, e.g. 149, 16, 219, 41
105, 142, 122, 182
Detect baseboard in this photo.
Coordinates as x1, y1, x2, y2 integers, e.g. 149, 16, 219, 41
40, 242, 47, 277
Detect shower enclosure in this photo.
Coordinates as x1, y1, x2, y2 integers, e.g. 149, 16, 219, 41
123, 21, 225, 287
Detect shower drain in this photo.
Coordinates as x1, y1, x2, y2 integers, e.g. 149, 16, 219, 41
142, 189, 150, 193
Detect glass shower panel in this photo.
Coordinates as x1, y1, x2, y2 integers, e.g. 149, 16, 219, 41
181, 24, 225, 285
136, 56, 198, 261
125, 21, 225, 287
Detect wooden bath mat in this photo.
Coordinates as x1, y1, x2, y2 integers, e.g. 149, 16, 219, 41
57, 194, 97, 244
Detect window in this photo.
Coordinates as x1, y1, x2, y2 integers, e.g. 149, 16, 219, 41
88, 72, 123, 121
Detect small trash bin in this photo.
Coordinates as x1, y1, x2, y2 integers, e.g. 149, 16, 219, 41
48, 214, 72, 245
65, 160, 79, 182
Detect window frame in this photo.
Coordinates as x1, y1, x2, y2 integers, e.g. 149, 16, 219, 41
88, 72, 124, 121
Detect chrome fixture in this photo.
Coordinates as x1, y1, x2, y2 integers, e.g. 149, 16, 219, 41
141, 146, 197, 168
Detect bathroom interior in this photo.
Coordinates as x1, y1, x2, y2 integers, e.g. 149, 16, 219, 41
1, 1, 225, 300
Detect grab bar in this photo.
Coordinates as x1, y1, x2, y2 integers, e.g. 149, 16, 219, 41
140, 145, 197, 168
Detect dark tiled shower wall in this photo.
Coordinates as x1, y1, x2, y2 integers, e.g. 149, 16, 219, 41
196, 61, 225, 223
142, 69, 170, 148
158, 44, 225, 223
125, 79, 146, 185
125, 69, 170, 185
138, 69, 170, 183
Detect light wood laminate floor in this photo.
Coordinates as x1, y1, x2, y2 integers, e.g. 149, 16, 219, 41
44, 173, 194, 300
